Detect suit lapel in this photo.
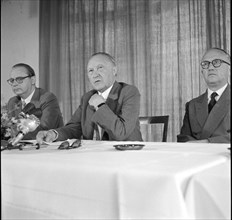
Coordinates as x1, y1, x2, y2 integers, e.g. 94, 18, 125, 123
29, 88, 40, 106
200, 85, 230, 139
101, 82, 121, 140
195, 92, 208, 128
105, 81, 121, 113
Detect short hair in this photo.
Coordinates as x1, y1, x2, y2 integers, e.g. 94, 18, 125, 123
12, 63, 35, 76
90, 52, 116, 66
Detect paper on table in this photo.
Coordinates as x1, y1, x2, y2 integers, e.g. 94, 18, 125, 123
42, 139, 78, 146
19, 140, 38, 145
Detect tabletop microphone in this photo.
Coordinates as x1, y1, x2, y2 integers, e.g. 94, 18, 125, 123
22, 103, 36, 114
19, 103, 42, 119
10, 114, 40, 146
28, 108, 42, 118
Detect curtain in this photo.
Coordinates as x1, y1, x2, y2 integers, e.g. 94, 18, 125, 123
39, 0, 230, 142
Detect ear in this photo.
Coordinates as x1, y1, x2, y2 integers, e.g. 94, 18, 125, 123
113, 67, 117, 76
31, 76, 36, 85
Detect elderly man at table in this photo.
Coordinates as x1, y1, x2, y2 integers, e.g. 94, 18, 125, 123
36, 52, 143, 143
7, 63, 64, 140
177, 48, 230, 143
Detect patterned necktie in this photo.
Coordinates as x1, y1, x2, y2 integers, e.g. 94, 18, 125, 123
21, 100, 26, 109
208, 92, 218, 113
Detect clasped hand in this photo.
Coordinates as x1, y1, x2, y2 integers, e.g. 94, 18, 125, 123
36, 130, 57, 144
88, 94, 105, 110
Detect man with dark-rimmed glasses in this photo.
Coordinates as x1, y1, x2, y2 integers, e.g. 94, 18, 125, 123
177, 48, 230, 143
6, 63, 64, 140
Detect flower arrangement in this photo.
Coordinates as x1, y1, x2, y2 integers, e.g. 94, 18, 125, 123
1, 103, 19, 141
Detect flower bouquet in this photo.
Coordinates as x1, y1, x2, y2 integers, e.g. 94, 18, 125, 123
1, 112, 19, 141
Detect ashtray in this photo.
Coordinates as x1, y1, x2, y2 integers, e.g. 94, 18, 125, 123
113, 144, 144, 151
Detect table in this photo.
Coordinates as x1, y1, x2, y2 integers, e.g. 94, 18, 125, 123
185, 160, 231, 219
1, 141, 231, 219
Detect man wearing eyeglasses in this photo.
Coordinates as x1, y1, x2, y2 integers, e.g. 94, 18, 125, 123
7, 63, 64, 140
177, 48, 230, 143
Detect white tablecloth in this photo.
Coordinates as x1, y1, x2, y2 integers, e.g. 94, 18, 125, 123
1, 141, 230, 219
185, 160, 231, 219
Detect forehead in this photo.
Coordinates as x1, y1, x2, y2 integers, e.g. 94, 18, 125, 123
202, 49, 229, 62
87, 55, 113, 68
10, 67, 28, 76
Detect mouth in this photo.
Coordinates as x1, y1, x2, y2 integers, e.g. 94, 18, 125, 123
208, 73, 217, 76
13, 87, 22, 92
94, 79, 101, 84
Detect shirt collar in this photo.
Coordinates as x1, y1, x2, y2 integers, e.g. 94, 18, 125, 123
98, 84, 114, 100
21, 89, 35, 104
207, 83, 228, 101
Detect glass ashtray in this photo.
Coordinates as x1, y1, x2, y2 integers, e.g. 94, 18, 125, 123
113, 144, 144, 151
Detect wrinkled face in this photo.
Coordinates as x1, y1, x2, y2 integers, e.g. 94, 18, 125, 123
9, 67, 35, 98
201, 49, 230, 89
87, 54, 117, 93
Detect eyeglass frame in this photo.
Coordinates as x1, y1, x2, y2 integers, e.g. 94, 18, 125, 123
201, 59, 230, 69
7, 75, 33, 85
58, 139, 82, 150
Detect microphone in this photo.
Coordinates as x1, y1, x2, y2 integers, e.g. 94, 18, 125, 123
18, 103, 42, 119
28, 108, 42, 118
10, 114, 40, 146
9, 102, 42, 146
22, 103, 36, 114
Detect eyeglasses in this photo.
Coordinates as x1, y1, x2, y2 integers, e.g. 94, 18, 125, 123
58, 139, 82, 150
7, 76, 31, 85
201, 59, 230, 69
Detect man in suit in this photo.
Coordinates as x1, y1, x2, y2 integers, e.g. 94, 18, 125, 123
36, 52, 143, 143
7, 63, 64, 140
177, 48, 230, 143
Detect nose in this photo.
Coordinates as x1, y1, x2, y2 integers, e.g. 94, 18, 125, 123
208, 62, 215, 69
92, 69, 100, 77
11, 80, 19, 86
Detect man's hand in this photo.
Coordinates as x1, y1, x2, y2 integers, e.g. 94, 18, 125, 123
88, 94, 105, 110
36, 130, 57, 144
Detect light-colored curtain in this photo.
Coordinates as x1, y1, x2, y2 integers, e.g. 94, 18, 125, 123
39, 0, 230, 142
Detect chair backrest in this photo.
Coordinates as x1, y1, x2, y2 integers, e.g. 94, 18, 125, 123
139, 115, 169, 142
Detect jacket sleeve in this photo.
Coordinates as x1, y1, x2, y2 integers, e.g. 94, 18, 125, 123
54, 103, 83, 141
207, 134, 230, 143
23, 92, 64, 140
91, 85, 141, 141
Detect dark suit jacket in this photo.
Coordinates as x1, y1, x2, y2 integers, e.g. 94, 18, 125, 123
56, 81, 143, 141
177, 85, 230, 143
7, 87, 64, 139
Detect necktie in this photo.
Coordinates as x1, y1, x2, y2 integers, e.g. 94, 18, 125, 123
93, 124, 101, 140
208, 92, 218, 113
21, 100, 26, 109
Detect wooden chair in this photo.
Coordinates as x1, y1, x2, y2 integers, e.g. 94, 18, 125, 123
139, 115, 169, 142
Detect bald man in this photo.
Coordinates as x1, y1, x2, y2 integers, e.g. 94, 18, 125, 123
177, 48, 230, 143
37, 52, 143, 143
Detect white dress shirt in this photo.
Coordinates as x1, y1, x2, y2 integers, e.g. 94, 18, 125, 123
207, 84, 228, 103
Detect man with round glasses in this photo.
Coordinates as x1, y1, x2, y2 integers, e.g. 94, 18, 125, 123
7, 63, 64, 140
177, 48, 230, 143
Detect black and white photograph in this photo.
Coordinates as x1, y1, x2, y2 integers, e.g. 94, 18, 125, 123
1, 0, 230, 219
